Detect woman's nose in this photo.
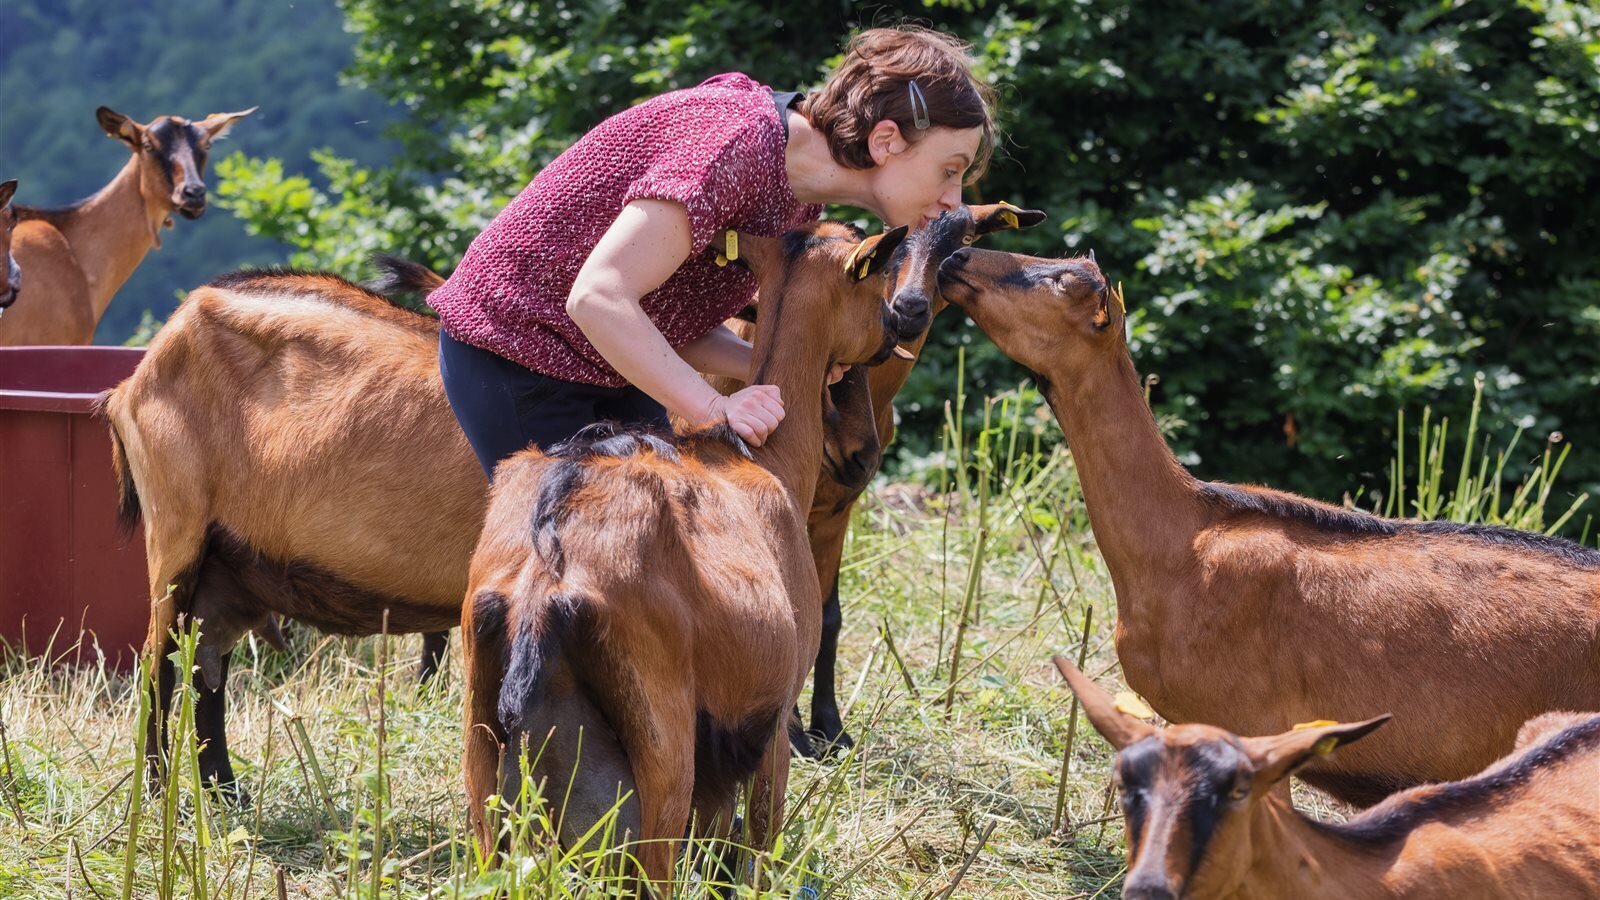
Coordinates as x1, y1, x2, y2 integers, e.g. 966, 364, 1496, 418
939, 184, 962, 210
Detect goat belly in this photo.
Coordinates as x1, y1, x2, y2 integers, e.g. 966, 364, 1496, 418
200, 526, 459, 635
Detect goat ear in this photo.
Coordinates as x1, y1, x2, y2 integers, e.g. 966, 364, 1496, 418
1053, 655, 1157, 750
196, 107, 258, 143
0, 180, 15, 209
97, 106, 144, 150
846, 224, 909, 282
1244, 715, 1392, 786
974, 202, 1047, 235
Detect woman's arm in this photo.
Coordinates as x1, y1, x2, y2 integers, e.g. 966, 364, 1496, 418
677, 323, 755, 381
567, 198, 784, 444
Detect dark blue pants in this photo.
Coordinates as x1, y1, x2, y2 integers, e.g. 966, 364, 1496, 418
438, 328, 669, 479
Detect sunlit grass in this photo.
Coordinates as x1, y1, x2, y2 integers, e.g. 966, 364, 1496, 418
0, 375, 1586, 897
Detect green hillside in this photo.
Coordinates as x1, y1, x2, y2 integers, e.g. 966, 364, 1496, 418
0, 0, 400, 341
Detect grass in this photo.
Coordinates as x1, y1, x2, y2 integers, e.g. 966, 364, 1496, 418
0, 376, 1587, 897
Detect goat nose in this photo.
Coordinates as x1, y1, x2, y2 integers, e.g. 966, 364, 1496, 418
1123, 876, 1178, 900
182, 184, 206, 201
892, 293, 930, 340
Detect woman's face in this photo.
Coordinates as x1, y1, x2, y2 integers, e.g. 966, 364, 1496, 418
865, 123, 984, 229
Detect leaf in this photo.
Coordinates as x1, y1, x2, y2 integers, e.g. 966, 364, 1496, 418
1114, 691, 1155, 720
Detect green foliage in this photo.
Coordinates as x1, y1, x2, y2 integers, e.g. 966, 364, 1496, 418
212, 0, 1600, 505
0, 0, 400, 341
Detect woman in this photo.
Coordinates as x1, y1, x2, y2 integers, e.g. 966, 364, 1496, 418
429, 25, 996, 476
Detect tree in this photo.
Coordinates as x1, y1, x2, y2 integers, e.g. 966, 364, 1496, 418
216, 0, 1600, 506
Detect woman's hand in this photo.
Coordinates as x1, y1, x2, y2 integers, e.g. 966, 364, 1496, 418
704, 384, 785, 446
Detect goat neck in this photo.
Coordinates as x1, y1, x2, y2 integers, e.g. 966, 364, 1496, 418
1216, 799, 1387, 900
1038, 336, 1205, 594
744, 286, 839, 518
52, 155, 167, 323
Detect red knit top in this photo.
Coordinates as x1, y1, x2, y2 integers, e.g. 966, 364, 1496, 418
427, 72, 824, 386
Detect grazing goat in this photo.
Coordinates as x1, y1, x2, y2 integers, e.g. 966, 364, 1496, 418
5, 106, 253, 345
937, 247, 1600, 805
0, 180, 19, 313
1053, 656, 1600, 899
99, 267, 484, 804
461, 221, 920, 889
721, 203, 1047, 756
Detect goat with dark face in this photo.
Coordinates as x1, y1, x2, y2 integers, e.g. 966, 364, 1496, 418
720, 203, 1048, 757
1054, 656, 1600, 900
4, 105, 253, 345
0, 180, 19, 313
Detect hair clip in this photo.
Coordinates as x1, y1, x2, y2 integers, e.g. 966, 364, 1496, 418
907, 80, 931, 130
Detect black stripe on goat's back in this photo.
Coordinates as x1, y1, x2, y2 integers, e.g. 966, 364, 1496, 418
1200, 483, 1398, 536
1200, 481, 1600, 566
526, 420, 754, 571
1322, 714, 1600, 846
204, 266, 437, 324
1402, 519, 1600, 567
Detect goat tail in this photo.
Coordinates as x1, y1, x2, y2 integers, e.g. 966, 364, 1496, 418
93, 389, 142, 538
368, 254, 446, 297
496, 592, 590, 735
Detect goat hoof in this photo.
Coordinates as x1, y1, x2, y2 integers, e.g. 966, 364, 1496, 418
205, 778, 251, 810
786, 716, 818, 758
805, 726, 854, 759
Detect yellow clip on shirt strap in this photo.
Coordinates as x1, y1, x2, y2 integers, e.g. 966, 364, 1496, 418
714, 230, 739, 267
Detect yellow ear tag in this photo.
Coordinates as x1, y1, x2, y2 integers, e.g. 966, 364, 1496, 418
1313, 736, 1340, 756
1114, 691, 1156, 720
724, 230, 738, 262
858, 253, 873, 279
1293, 719, 1339, 731
841, 243, 864, 275
1000, 209, 1020, 229
1114, 282, 1127, 314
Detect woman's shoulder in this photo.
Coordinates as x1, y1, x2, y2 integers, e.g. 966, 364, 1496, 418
628, 72, 778, 128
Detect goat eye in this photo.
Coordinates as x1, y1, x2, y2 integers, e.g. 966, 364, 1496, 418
960, 235, 974, 245
1228, 786, 1249, 801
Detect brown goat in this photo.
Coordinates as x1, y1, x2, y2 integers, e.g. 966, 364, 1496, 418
721, 203, 1047, 755
0, 180, 19, 313
1053, 656, 1600, 899
99, 266, 484, 803
100, 219, 957, 806
937, 247, 1600, 805
4, 106, 253, 345
460, 221, 919, 890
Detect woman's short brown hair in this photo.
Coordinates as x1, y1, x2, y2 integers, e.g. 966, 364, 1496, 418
802, 26, 997, 184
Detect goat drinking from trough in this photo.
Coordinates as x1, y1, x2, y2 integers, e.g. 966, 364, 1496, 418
718, 202, 1047, 756
460, 220, 920, 889
0, 180, 20, 314
936, 247, 1600, 805
1053, 656, 1600, 899
4, 106, 253, 345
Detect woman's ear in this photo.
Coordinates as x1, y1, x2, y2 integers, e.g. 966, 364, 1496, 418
868, 120, 908, 166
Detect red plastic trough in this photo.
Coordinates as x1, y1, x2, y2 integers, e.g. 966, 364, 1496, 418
0, 346, 149, 669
